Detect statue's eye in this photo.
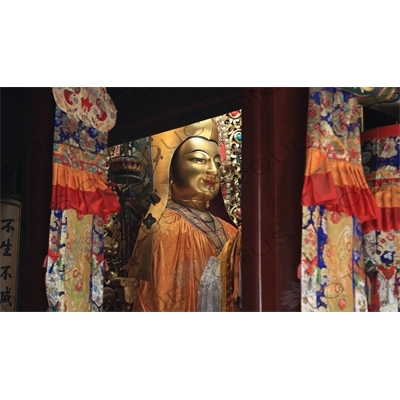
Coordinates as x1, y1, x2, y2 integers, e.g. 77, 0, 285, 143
215, 161, 222, 168
192, 157, 206, 163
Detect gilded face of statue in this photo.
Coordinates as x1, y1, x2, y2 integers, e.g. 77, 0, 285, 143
171, 137, 222, 202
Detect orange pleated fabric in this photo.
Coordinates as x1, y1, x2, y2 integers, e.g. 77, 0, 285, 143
51, 162, 120, 220
302, 147, 380, 222
133, 209, 237, 312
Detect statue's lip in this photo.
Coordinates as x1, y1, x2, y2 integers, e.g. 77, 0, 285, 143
203, 179, 216, 186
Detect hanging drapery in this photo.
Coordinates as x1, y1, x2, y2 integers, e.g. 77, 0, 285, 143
300, 87, 380, 311
361, 124, 400, 312
45, 88, 120, 312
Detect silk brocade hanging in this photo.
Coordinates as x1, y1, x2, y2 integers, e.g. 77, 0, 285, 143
300, 88, 380, 311
45, 88, 120, 312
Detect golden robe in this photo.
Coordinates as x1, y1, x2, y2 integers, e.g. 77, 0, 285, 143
133, 206, 238, 312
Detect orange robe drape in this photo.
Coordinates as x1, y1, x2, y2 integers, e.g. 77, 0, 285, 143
133, 208, 237, 312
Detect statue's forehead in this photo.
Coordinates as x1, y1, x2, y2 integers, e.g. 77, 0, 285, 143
179, 137, 220, 156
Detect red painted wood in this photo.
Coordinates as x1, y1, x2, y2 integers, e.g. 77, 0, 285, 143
241, 88, 308, 311
20, 88, 54, 311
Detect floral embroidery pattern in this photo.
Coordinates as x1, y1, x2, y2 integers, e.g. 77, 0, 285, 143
307, 88, 362, 163
300, 88, 372, 312
46, 210, 105, 311
45, 88, 120, 312
361, 126, 400, 312
301, 205, 367, 312
52, 87, 117, 132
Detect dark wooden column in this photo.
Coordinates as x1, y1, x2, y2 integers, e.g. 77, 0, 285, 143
241, 88, 308, 311
19, 88, 54, 311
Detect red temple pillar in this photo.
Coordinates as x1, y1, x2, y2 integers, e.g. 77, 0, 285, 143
19, 88, 54, 311
241, 87, 308, 311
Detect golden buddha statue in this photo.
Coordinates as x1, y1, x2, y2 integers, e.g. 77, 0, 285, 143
125, 119, 241, 312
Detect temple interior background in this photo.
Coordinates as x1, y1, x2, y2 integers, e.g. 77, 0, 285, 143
1, 87, 399, 311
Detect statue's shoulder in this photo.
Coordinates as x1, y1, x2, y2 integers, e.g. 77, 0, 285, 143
217, 217, 238, 239
155, 208, 186, 235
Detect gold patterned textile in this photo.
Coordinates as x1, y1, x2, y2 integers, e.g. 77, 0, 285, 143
300, 88, 372, 312
300, 206, 367, 312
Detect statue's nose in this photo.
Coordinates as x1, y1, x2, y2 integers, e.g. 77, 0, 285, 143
207, 160, 218, 174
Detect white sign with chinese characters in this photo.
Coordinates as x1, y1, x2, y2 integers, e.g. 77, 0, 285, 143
1, 199, 21, 312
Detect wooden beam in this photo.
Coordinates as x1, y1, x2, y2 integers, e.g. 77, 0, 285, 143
107, 87, 245, 145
